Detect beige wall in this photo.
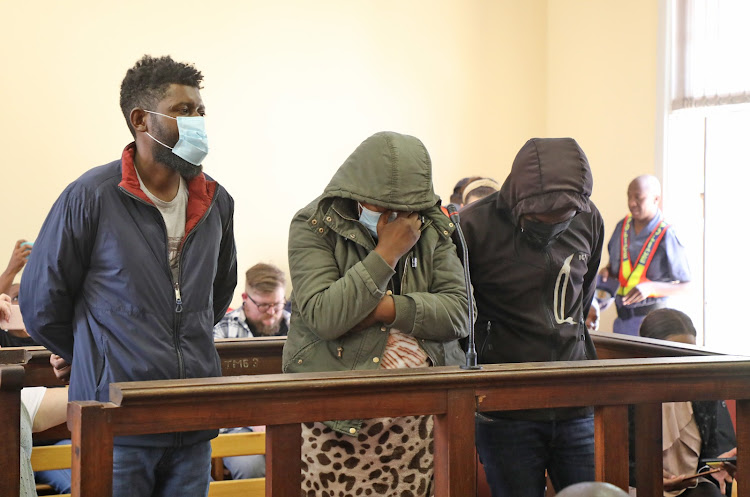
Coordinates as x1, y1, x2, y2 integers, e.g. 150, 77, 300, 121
0, 0, 660, 319
546, 0, 661, 331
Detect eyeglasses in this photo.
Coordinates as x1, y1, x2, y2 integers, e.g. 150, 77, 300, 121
244, 294, 286, 313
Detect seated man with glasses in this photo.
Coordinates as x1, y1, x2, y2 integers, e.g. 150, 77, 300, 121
212, 263, 288, 482
214, 263, 289, 338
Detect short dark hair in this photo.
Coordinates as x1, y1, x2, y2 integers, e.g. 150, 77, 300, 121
450, 176, 482, 205
119, 55, 203, 137
245, 263, 286, 294
639, 308, 696, 341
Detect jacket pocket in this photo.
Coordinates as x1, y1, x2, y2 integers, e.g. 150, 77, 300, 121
94, 336, 109, 400
282, 338, 321, 373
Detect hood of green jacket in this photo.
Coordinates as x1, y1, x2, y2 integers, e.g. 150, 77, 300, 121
317, 131, 452, 235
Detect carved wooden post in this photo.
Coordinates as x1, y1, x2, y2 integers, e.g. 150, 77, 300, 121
266, 423, 302, 497
736, 399, 750, 497
595, 405, 630, 491
0, 365, 24, 497
634, 403, 662, 497
69, 401, 113, 497
434, 388, 476, 497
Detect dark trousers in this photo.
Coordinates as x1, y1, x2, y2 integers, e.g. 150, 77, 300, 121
475, 414, 595, 497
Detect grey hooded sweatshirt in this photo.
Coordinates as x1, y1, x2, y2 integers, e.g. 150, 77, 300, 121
460, 137, 605, 421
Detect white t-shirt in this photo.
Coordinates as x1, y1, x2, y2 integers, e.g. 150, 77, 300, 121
20, 387, 46, 497
136, 171, 188, 285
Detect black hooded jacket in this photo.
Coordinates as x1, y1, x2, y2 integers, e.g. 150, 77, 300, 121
461, 138, 605, 420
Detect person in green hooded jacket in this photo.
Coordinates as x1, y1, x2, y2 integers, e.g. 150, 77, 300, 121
283, 131, 470, 496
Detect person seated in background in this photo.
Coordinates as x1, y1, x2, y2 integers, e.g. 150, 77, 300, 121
213, 263, 289, 339
631, 308, 736, 497
441, 175, 482, 214
211, 262, 288, 481
0, 239, 32, 295
2, 293, 68, 497
0, 283, 39, 347
461, 177, 500, 206
0, 241, 40, 347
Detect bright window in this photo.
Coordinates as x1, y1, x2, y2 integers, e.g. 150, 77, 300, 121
664, 0, 750, 352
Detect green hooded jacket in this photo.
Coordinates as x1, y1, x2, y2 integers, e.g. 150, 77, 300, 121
283, 131, 470, 435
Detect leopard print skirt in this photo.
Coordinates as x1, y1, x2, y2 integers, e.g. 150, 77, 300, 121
301, 415, 434, 497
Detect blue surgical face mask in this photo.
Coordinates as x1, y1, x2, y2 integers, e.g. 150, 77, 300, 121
145, 110, 209, 166
358, 204, 382, 237
358, 203, 397, 237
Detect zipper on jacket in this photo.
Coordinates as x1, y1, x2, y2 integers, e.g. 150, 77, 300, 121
175, 283, 183, 313
400, 253, 411, 288
120, 186, 188, 447
399, 251, 438, 366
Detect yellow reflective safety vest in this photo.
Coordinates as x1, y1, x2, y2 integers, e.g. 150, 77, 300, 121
617, 214, 670, 297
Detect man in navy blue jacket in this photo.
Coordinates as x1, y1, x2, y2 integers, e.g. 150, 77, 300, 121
20, 55, 237, 497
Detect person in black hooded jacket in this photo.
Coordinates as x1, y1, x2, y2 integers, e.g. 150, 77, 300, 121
461, 137, 605, 497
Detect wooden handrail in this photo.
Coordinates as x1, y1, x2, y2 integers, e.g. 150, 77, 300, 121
67, 355, 750, 497
0, 333, 719, 387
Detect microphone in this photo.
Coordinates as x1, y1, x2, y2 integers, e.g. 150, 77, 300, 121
446, 204, 481, 370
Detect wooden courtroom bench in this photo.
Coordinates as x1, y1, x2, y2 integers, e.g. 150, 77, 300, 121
30, 431, 267, 497
0, 336, 286, 388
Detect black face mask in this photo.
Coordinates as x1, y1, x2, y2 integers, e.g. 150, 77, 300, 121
521, 217, 573, 248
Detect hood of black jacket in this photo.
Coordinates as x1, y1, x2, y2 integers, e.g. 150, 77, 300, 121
498, 137, 593, 224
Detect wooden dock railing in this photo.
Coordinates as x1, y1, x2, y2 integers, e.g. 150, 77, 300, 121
66, 355, 750, 497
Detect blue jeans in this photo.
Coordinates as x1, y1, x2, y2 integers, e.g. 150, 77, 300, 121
475, 414, 595, 497
220, 427, 266, 479
35, 439, 72, 494
112, 441, 212, 497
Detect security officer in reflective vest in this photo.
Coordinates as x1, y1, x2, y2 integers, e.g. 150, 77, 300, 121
598, 175, 691, 335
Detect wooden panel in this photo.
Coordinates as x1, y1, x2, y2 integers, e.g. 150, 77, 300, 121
0, 365, 24, 497
266, 423, 301, 497
208, 478, 264, 497
594, 405, 629, 491
31, 443, 71, 471
215, 337, 285, 376
434, 388, 476, 497
30, 433, 266, 471
211, 431, 265, 457
737, 399, 750, 497
69, 401, 113, 497
634, 403, 663, 497
107, 388, 448, 436
0, 346, 30, 364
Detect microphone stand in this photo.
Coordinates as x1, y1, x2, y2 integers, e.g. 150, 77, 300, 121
446, 205, 481, 370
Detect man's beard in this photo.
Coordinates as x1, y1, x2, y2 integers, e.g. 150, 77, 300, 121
151, 120, 203, 180
249, 318, 282, 337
